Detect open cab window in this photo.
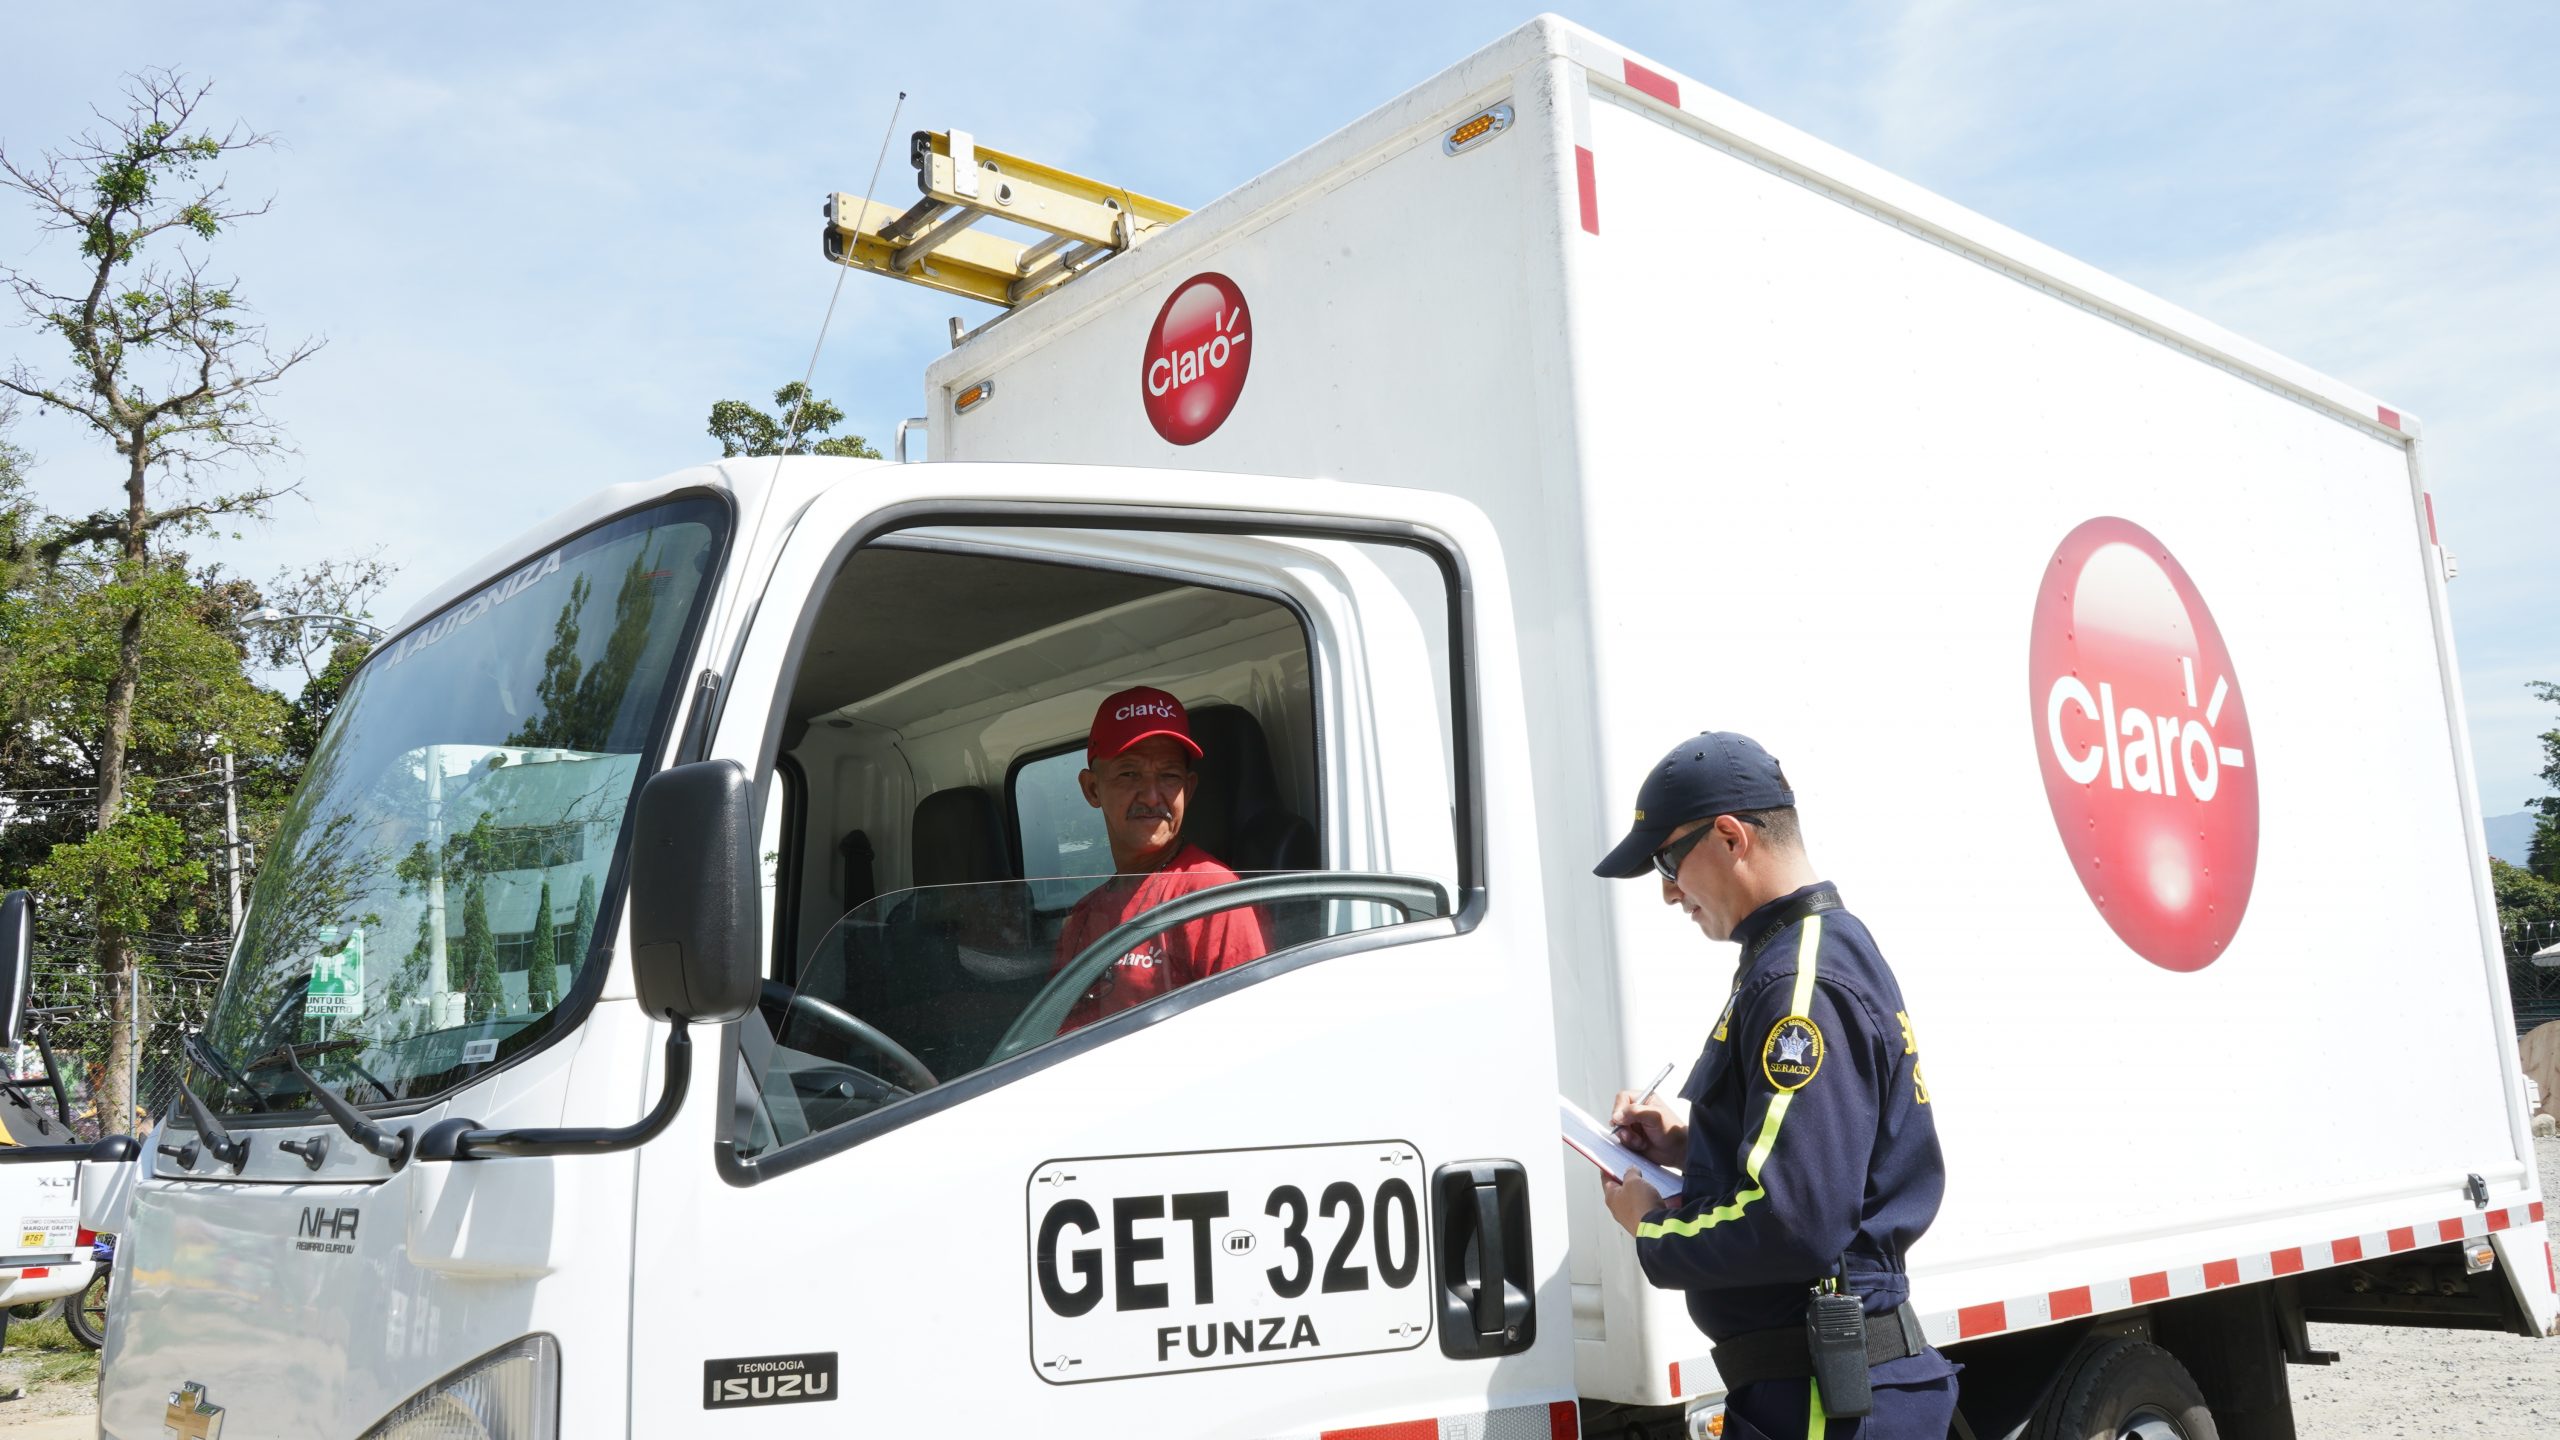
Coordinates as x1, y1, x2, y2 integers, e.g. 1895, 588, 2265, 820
731, 524, 1463, 1164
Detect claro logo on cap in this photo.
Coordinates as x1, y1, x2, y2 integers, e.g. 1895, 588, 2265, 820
1141, 273, 1251, 445
2028, 517, 2258, 972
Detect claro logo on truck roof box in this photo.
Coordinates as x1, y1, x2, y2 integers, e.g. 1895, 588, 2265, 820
1141, 273, 1251, 445
2029, 517, 2258, 972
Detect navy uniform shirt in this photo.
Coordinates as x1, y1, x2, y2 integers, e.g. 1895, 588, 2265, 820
1634, 882, 1954, 1386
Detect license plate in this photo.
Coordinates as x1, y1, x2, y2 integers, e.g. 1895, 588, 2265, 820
1024, 1140, 1431, 1383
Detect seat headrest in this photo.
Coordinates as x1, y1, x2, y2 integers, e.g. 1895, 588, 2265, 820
1183, 704, 1280, 866
911, 787, 1007, 889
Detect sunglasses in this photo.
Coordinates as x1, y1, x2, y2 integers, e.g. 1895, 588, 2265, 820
1651, 814, 1766, 882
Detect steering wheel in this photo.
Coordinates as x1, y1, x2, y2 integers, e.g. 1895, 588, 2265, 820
764, 981, 939, 1091
987, 871, 1452, 1063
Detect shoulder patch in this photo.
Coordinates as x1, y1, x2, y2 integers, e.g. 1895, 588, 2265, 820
1761, 1014, 1825, 1091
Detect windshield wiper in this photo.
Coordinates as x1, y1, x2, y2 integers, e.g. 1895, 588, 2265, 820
272, 1045, 412, 1168
0, 1078, 59, 1139
279, 1035, 399, 1104
169, 1080, 250, 1173
180, 1031, 274, 1113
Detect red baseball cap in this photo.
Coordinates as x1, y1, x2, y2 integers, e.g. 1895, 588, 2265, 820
1086, 686, 1202, 764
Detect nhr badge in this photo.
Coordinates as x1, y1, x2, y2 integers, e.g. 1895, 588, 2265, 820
1762, 1015, 1825, 1091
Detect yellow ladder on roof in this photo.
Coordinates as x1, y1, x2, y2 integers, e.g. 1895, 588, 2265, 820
823, 130, 1189, 310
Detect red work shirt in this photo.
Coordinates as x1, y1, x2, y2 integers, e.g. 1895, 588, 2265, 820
1052, 845, 1269, 1032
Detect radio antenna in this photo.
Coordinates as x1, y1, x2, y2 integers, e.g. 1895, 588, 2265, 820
776, 89, 907, 469
709, 89, 908, 679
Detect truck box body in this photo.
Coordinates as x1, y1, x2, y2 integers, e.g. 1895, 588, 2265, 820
922, 14, 2555, 1402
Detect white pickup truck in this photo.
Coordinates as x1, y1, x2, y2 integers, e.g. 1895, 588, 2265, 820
0, 907, 100, 1344
40, 15, 2547, 1440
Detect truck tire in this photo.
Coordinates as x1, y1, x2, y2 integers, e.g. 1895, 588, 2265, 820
2030, 1337, 2219, 1440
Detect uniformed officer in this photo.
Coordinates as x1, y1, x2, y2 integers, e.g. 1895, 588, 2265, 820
1595, 732, 1957, 1439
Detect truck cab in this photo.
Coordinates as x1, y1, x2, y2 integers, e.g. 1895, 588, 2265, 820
93, 459, 1579, 1438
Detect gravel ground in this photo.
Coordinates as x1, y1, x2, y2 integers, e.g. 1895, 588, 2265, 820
2289, 1136, 2560, 1439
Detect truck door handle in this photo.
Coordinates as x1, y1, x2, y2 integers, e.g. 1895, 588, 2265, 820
1432, 1160, 1536, 1359
1471, 1180, 1507, 1335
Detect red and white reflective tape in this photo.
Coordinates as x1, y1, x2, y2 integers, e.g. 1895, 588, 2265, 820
1666, 1201, 2547, 1397
1317, 1398, 1578, 1440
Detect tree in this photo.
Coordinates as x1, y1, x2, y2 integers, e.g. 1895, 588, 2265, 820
705, 382, 879, 459
0, 72, 318, 1133
528, 878, 559, 1011
2526, 681, 2560, 884
248, 550, 392, 683
570, 873, 598, 971
458, 873, 500, 1024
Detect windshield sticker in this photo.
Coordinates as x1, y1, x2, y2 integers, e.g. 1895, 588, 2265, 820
374, 548, 563, 674
1026, 1140, 1429, 1384
303, 928, 365, 1018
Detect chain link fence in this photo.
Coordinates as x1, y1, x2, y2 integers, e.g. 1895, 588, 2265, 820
15, 950, 221, 1144
2506, 915, 2560, 1038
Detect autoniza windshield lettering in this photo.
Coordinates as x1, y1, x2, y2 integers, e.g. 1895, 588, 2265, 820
194, 497, 727, 1111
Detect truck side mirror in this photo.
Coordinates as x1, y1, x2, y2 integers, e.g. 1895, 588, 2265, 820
627, 760, 762, 1025
0, 891, 31, 1049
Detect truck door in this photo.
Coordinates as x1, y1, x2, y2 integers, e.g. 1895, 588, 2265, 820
627, 464, 1575, 1437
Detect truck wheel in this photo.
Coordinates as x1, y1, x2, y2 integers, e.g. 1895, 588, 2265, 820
2031, 1337, 2218, 1440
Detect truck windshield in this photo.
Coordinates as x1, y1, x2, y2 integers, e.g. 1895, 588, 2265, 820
191, 496, 726, 1112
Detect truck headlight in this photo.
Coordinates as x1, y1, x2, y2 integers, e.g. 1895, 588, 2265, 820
360, 1334, 560, 1440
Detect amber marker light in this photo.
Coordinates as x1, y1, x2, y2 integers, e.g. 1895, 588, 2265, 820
1443, 104, 1514, 157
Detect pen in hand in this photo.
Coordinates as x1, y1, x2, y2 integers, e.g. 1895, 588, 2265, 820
1615, 1061, 1675, 1149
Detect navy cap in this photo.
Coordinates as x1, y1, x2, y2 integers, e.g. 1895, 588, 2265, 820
1593, 731, 1795, 879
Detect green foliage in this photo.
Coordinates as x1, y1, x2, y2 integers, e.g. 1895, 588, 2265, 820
529, 878, 559, 1011
459, 873, 500, 1024
28, 806, 205, 936
508, 545, 665, 750
2494, 857, 2560, 947
571, 873, 598, 967
705, 382, 880, 459
2526, 680, 2560, 884
279, 639, 371, 776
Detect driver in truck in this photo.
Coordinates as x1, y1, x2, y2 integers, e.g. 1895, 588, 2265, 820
1050, 686, 1269, 1032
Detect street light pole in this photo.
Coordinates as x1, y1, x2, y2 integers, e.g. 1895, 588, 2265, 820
221, 747, 243, 935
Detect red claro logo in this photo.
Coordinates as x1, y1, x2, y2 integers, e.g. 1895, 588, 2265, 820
1141, 273, 1251, 445
2029, 518, 2257, 972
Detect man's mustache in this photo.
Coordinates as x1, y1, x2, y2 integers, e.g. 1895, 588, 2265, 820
1124, 804, 1176, 821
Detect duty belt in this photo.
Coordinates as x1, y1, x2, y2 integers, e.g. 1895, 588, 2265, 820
1708, 1302, 1929, 1391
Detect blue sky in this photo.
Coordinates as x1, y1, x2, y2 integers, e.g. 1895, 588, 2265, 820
3, 2, 2554, 812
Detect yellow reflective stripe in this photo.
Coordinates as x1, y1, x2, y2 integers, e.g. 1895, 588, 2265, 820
1637, 917, 1824, 1241
1808, 1377, 1827, 1438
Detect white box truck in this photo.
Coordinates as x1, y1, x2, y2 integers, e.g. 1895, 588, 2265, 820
38, 15, 2546, 1440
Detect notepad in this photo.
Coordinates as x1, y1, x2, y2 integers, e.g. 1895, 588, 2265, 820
1559, 1096, 1683, 1199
